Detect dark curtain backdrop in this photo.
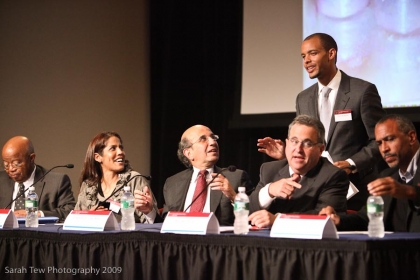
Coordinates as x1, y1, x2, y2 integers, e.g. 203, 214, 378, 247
148, 1, 420, 207
149, 1, 291, 206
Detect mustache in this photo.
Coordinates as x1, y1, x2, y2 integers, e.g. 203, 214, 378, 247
383, 152, 397, 158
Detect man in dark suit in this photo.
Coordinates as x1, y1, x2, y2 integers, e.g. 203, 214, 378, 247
257, 33, 386, 210
249, 115, 348, 228
0, 136, 75, 221
162, 125, 253, 226
320, 115, 420, 232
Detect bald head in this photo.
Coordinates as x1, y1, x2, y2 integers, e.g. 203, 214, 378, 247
2, 136, 36, 183
181, 125, 209, 141
2, 136, 34, 155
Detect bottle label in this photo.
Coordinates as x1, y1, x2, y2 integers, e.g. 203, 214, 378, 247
367, 203, 383, 213
25, 200, 38, 208
121, 200, 134, 209
234, 201, 249, 211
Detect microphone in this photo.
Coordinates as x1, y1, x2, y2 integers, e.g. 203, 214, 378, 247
94, 173, 151, 210
184, 165, 236, 212
5, 164, 74, 209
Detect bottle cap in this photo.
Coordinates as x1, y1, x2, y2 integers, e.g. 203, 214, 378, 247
238, 187, 246, 192
123, 186, 130, 192
29, 186, 35, 191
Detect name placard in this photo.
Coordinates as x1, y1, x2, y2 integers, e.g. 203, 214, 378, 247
63, 210, 119, 231
0, 209, 18, 229
161, 211, 220, 235
270, 214, 338, 239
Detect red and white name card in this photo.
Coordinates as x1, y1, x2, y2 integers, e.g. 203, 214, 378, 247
161, 211, 220, 235
334, 109, 352, 122
0, 209, 18, 229
63, 210, 119, 231
270, 214, 338, 239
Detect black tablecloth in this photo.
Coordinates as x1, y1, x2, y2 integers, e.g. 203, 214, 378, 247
1, 224, 420, 280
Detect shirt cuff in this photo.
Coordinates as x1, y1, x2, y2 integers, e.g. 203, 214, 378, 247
346, 159, 357, 173
259, 183, 276, 209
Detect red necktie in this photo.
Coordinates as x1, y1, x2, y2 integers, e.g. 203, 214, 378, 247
291, 173, 301, 183
190, 170, 208, 212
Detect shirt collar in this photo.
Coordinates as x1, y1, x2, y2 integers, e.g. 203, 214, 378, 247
318, 68, 341, 94
399, 148, 419, 183
15, 164, 36, 189
192, 166, 213, 180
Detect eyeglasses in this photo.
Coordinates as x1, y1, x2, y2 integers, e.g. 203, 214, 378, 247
287, 137, 320, 149
188, 134, 219, 147
3, 160, 24, 170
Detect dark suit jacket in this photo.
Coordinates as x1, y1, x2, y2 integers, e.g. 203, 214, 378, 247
249, 157, 348, 215
0, 165, 76, 221
296, 70, 386, 209
162, 166, 253, 226
339, 155, 420, 232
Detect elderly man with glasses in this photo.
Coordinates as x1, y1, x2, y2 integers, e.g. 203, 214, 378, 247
249, 115, 348, 228
0, 136, 75, 221
161, 124, 253, 226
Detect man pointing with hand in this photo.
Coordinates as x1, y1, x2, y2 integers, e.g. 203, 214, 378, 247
249, 115, 348, 228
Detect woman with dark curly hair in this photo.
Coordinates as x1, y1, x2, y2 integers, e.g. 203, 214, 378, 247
75, 132, 160, 223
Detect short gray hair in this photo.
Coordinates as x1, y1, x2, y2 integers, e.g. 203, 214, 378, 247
177, 137, 192, 168
288, 115, 325, 144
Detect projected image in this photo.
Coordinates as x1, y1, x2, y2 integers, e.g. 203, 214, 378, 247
303, 0, 420, 108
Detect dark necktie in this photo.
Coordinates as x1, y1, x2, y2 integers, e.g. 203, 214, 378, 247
319, 86, 332, 140
291, 173, 301, 183
15, 183, 26, 210
190, 170, 208, 212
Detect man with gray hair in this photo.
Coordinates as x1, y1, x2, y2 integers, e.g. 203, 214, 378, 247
249, 115, 348, 228
162, 125, 253, 226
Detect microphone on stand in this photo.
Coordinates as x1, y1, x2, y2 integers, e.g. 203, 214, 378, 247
94, 173, 151, 210
184, 165, 236, 212
5, 164, 74, 209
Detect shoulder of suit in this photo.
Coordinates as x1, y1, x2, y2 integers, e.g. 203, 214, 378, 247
261, 160, 287, 170
298, 83, 318, 97
318, 157, 345, 174
342, 71, 374, 87
36, 165, 68, 181
166, 168, 192, 181
379, 166, 399, 178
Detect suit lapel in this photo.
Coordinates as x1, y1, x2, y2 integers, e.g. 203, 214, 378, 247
327, 71, 351, 145
179, 169, 194, 210
391, 165, 419, 228
33, 166, 45, 196
210, 166, 223, 212
3, 177, 16, 209
309, 85, 320, 119
298, 159, 323, 193
277, 165, 291, 181
412, 156, 420, 185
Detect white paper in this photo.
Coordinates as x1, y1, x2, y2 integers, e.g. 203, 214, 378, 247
161, 211, 220, 235
270, 214, 338, 239
321, 151, 359, 199
0, 209, 18, 229
63, 210, 119, 231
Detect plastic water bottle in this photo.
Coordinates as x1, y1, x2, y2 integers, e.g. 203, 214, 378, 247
25, 186, 39, 228
234, 187, 249, 235
120, 186, 135, 230
367, 195, 385, 238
